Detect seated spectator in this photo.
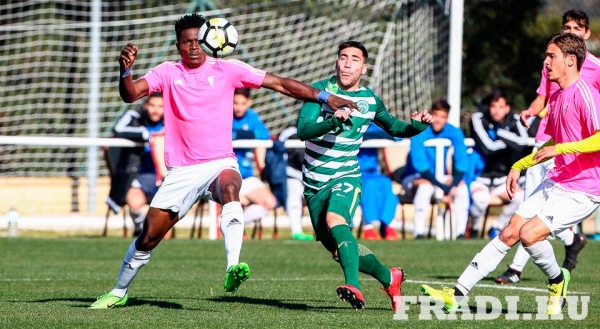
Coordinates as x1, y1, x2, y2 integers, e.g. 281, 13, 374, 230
107, 92, 164, 236
469, 90, 529, 238
358, 123, 400, 240
232, 88, 277, 226
400, 99, 470, 239
278, 125, 314, 240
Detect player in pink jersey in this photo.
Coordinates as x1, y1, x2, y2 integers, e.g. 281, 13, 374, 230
496, 9, 599, 285
421, 33, 600, 316
90, 13, 359, 309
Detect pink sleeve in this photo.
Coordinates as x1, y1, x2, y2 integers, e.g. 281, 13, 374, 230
226, 59, 266, 89
141, 62, 171, 94
581, 87, 600, 133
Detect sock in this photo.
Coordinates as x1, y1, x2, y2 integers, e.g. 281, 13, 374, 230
549, 271, 564, 284
456, 237, 510, 295
286, 178, 305, 235
413, 184, 434, 235
220, 202, 244, 268
330, 225, 360, 289
363, 224, 374, 231
243, 204, 268, 224
452, 185, 470, 236
129, 208, 145, 229
469, 189, 490, 230
357, 244, 392, 288
524, 240, 561, 281
557, 229, 574, 246
510, 243, 530, 272
494, 190, 524, 229
111, 240, 152, 298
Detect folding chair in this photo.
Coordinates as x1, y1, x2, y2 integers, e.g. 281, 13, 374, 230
149, 133, 176, 238
102, 146, 128, 237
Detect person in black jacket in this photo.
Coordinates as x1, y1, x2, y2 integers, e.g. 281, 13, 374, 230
469, 90, 529, 238
106, 92, 164, 236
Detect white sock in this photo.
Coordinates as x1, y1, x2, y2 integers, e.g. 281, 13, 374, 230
469, 189, 490, 230
557, 229, 574, 246
286, 178, 304, 235
452, 185, 470, 236
494, 190, 524, 229
363, 224, 374, 231
456, 237, 510, 295
510, 243, 530, 272
129, 208, 145, 229
525, 240, 561, 280
111, 240, 152, 297
220, 201, 244, 268
243, 204, 268, 224
413, 184, 434, 235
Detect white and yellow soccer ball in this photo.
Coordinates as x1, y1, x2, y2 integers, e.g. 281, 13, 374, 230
198, 17, 238, 58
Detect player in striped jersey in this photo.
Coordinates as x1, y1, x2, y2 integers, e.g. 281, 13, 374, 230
296, 41, 433, 311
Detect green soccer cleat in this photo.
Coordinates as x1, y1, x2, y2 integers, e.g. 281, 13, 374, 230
421, 284, 460, 313
292, 233, 314, 241
223, 262, 251, 292
89, 292, 128, 309
547, 268, 570, 315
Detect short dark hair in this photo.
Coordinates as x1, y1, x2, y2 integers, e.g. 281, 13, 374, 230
563, 9, 589, 30
147, 92, 162, 101
483, 89, 509, 107
234, 88, 251, 98
338, 41, 368, 61
174, 13, 206, 42
431, 99, 451, 113
545, 32, 586, 71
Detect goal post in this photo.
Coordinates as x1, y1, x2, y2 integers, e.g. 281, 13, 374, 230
0, 0, 450, 215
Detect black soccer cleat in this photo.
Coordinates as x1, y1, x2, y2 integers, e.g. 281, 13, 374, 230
562, 233, 588, 272
494, 266, 521, 285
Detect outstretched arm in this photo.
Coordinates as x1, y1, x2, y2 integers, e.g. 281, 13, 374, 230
373, 109, 431, 138
261, 73, 358, 111
296, 102, 346, 141
119, 43, 149, 103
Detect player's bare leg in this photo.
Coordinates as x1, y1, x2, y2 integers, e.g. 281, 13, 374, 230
209, 169, 250, 292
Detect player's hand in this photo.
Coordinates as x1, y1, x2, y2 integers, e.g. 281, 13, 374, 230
520, 109, 533, 128
327, 94, 359, 112
119, 43, 138, 70
412, 110, 433, 124
333, 109, 351, 121
506, 169, 521, 200
533, 145, 558, 163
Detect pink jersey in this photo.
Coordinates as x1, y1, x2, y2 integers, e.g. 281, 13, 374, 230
545, 78, 600, 199
142, 58, 266, 167
535, 52, 600, 142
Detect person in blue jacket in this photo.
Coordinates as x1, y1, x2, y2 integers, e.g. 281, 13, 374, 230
232, 88, 277, 226
400, 99, 470, 239
358, 123, 400, 240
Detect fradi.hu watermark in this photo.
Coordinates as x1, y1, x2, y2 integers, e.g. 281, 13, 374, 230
393, 296, 590, 320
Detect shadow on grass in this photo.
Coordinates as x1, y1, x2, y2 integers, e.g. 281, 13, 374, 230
206, 296, 389, 311
25, 297, 186, 309
427, 275, 534, 283
467, 305, 533, 315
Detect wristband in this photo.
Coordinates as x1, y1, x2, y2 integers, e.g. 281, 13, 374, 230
317, 91, 331, 103
120, 67, 131, 78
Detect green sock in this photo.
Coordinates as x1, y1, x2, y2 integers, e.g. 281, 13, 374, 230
330, 225, 360, 290
358, 244, 392, 288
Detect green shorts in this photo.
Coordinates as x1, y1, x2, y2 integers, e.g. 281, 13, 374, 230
303, 176, 362, 243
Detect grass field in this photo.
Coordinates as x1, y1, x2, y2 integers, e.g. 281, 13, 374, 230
1, 237, 598, 328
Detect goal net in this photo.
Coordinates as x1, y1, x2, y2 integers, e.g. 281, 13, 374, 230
0, 0, 449, 214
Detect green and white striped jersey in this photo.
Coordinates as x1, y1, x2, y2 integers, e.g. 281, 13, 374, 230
301, 76, 387, 191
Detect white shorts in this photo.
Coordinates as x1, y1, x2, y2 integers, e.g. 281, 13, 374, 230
239, 176, 266, 197
524, 142, 556, 198
150, 157, 240, 219
515, 179, 600, 236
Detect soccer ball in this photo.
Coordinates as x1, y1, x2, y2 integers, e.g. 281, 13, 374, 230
198, 17, 238, 58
